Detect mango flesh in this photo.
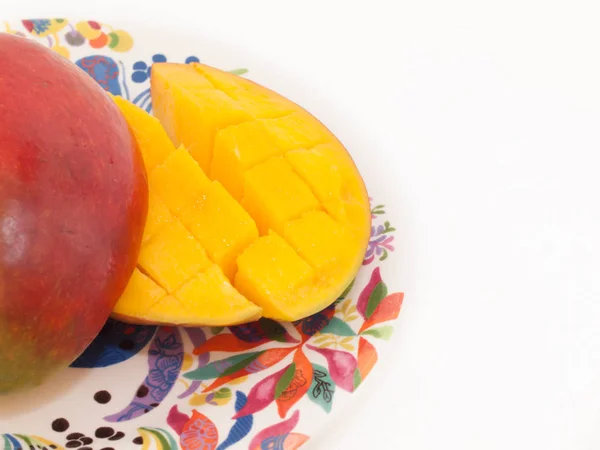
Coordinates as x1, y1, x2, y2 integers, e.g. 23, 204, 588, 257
113, 62, 370, 323
0, 35, 148, 393
111, 96, 261, 326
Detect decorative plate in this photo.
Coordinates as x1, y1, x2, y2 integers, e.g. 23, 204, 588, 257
0, 19, 404, 450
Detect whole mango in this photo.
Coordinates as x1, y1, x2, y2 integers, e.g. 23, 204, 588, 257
0, 34, 148, 392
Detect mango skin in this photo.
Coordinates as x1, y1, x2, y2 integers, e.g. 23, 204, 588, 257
0, 35, 148, 393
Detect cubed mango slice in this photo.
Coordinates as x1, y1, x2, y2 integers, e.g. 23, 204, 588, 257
180, 181, 258, 282
112, 63, 372, 324
242, 157, 321, 235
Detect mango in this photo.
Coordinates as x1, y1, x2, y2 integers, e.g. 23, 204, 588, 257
112, 62, 370, 324
0, 35, 148, 392
111, 98, 261, 326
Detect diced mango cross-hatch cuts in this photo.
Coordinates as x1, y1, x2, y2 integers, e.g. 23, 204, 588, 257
111, 63, 371, 326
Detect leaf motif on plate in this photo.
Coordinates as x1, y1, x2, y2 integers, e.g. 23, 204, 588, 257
360, 325, 394, 340
276, 348, 314, 418
319, 317, 356, 337
232, 365, 290, 418
179, 328, 209, 399
216, 391, 254, 450
308, 363, 335, 413
357, 337, 378, 384
166, 405, 190, 436
306, 345, 358, 392
104, 327, 184, 422
356, 267, 384, 319
359, 292, 404, 333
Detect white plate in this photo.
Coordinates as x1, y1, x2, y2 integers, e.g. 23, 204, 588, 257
0, 18, 405, 450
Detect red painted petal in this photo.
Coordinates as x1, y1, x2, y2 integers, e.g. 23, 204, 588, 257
193, 333, 268, 355
276, 348, 314, 418
357, 267, 383, 318
359, 292, 404, 333
357, 337, 378, 381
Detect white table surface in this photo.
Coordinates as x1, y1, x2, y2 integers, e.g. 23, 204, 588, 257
4, 1, 600, 449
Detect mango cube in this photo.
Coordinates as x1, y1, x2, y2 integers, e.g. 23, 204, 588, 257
151, 63, 252, 172
113, 268, 167, 320
174, 265, 262, 326
283, 210, 362, 278
142, 190, 174, 244
210, 120, 283, 200
242, 157, 320, 235
112, 95, 176, 171
150, 146, 211, 215
235, 231, 314, 320
180, 181, 258, 281
138, 220, 211, 292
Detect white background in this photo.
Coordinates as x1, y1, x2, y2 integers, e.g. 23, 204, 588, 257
3, 1, 600, 449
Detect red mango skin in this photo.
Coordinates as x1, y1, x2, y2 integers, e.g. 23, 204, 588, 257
0, 34, 148, 392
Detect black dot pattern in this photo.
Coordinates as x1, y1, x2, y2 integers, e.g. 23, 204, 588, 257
94, 390, 112, 404
51, 418, 70, 433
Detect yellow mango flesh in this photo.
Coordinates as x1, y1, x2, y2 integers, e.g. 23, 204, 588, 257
150, 63, 252, 172
180, 181, 258, 282
149, 63, 371, 322
111, 99, 261, 326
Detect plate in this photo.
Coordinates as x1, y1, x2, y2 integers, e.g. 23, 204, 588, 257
0, 18, 404, 450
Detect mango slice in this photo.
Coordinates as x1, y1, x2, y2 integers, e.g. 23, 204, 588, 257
111, 99, 262, 326
113, 62, 371, 324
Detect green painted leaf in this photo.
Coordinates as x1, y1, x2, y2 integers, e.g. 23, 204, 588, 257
14, 434, 32, 448
214, 387, 232, 399
353, 368, 363, 390
320, 317, 356, 336
365, 282, 388, 318
139, 427, 177, 450
361, 325, 394, 340
274, 363, 296, 399
184, 351, 263, 380
2, 435, 10, 450
228, 68, 249, 75
308, 363, 336, 413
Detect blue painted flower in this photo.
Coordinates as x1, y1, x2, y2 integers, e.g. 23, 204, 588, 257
147, 354, 184, 401
76, 55, 122, 95
132, 54, 200, 83
294, 304, 335, 337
